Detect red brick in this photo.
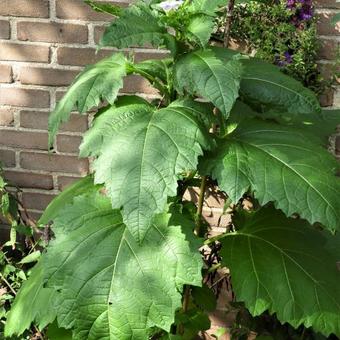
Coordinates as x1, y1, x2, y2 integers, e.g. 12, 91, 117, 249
134, 51, 170, 62
22, 191, 56, 211
0, 43, 50, 62
0, 149, 15, 167
0, 88, 50, 108
4, 170, 53, 189
123, 75, 158, 94
57, 47, 112, 66
20, 111, 88, 132
335, 136, 340, 153
318, 62, 339, 80
0, 65, 12, 83
56, 0, 118, 21
56, 135, 82, 154
20, 152, 89, 174
0, 108, 14, 126
0, 130, 48, 150
319, 89, 334, 107
94, 25, 107, 44
63, 48, 168, 65
315, 0, 340, 9
17, 22, 88, 44
0, 0, 49, 18
319, 39, 339, 60
317, 12, 340, 36
19, 67, 79, 86
0, 20, 10, 39
57, 175, 83, 190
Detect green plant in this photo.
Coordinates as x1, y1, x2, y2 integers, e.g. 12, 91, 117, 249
0, 169, 43, 339
214, 0, 334, 96
5, 0, 340, 339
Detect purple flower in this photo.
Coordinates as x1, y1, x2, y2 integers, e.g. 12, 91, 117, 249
284, 51, 293, 64
275, 52, 293, 67
158, 0, 183, 12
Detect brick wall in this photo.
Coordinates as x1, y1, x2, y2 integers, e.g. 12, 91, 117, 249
0, 0, 165, 222
0, 0, 339, 223
315, 0, 340, 107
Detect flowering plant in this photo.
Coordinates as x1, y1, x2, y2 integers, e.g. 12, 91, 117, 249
219, 0, 332, 96
5, 0, 340, 339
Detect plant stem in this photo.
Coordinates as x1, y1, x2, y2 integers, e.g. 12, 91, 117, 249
0, 273, 16, 296
195, 176, 207, 236
223, 0, 235, 47
178, 285, 191, 335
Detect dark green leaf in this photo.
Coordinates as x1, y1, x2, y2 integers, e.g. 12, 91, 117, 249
80, 100, 213, 243
47, 321, 72, 340
212, 47, 321, 115
43, 191, 202, 339
220, 207, 340, 337
39, 175, 99, 225
200, 119, 340, 232
192, 284, 217, 311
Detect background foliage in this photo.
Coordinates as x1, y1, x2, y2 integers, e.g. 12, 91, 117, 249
215, 0, 337, 96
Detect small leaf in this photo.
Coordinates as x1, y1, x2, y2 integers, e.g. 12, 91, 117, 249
100, 3, 176, 54
220, 207, 340, 337
174, 49, 242, 118
84, 0, 122, 16
19, 251, 41, 264
5, 262, 58, 337
186, 15, 215, 47
188, 0, 226, 15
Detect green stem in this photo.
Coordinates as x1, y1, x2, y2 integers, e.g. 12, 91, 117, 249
195, 176, 207, 237
128, 64, 170, 103
0, 273, 16, 296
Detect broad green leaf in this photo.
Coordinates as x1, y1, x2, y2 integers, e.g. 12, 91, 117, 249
100, 3, 176, 54
220, 207, 340, 337
84, 0, 122, 16
230, 103, 340, 145
200, 119, 340, 232
39, 175, 98, 225
4, 262, 57, 337
80, 100, 213, 243
278, 109, 340, 145
48, 53, 127, 145
174, 50, 242, 118
212, 47, 321, 115
186, 15, 215, 47
43, 192, 203, 339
